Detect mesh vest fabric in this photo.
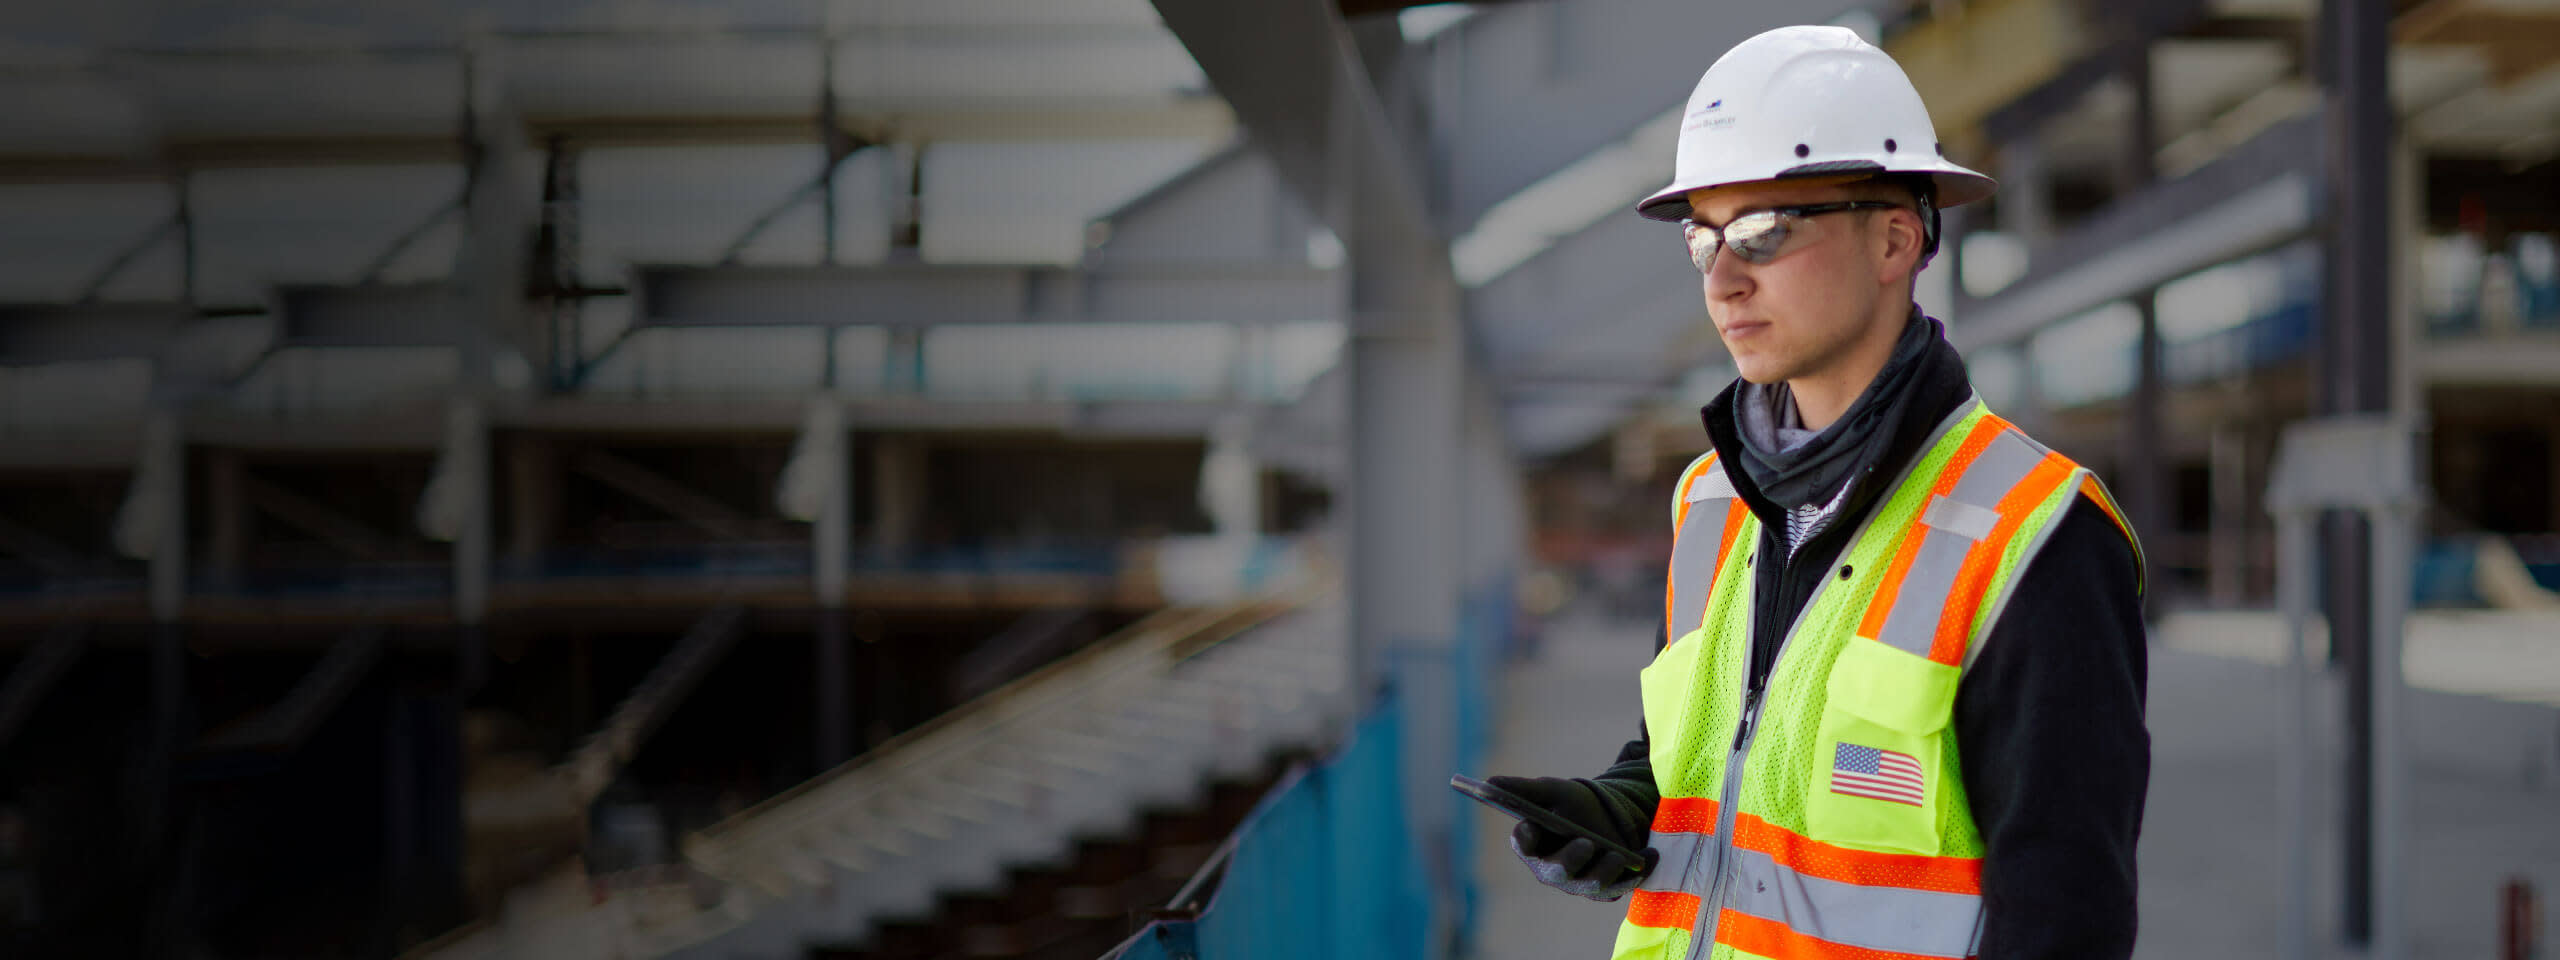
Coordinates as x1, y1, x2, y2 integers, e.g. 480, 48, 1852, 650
1612, 402, 2132, 960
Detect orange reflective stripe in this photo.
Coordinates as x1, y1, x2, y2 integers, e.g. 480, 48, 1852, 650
1666, 453, 1722, 638
1929, 452, 2075, 664
1627, 889, 1703, 930
1730, 813, 1982, 895
1712, 500, 1749, 590
1714, 908, 1965, 960
1857, 414, 2007, 641
1652, 796, 1720, 833
2079, 475, 2130, 541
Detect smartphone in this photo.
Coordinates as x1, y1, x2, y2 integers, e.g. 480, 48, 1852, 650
1450, 774, 1653, 873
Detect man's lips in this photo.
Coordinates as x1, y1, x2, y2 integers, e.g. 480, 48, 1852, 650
1719, 319, 1770, 338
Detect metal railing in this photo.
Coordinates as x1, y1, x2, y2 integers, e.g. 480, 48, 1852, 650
411, 586, 1344, 960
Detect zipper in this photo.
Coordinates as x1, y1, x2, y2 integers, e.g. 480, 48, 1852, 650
1681, 401, 1983, 959
1684, 533, 1850, 960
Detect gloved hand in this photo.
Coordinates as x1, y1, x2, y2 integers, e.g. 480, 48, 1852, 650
1489, 775, 1656, 902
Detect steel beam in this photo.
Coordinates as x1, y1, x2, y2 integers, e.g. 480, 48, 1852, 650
197, 627, 384, 752
0, 100, 1235, 184
633, 262, 1342, 328
1421, 0, 1864, 232
568, 448, 757, 541
1467, 206, 1703, 393
1972, 0, 2212, 149
1092, 145, 1321, 266
1952, 111, 2324, 351
273, 284, 460, 347
0, 303, 189, 365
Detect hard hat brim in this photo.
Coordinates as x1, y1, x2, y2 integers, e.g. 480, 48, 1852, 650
1635, 159, 1997, 222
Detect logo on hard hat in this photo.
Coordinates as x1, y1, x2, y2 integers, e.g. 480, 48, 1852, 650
1684, 95, 1737, 132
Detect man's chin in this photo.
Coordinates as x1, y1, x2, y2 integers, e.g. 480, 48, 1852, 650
1733, 365, 1789, 385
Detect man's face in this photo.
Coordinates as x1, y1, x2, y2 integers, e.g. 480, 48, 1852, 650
1683, 179, 1899, 385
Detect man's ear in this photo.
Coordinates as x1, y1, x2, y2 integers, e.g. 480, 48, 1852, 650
1875, 209, 1926, 286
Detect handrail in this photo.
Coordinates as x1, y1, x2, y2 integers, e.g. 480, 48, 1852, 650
692, 602, 1218, 841
558, 600, 747, 806
687, 593, 1307, 870
407, 586, 1332, 960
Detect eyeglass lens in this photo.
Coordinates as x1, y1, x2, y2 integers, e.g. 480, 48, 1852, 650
1685, 211, 1795, 272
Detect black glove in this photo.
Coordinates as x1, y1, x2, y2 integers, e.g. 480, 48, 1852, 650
1489, 775, 1656, 902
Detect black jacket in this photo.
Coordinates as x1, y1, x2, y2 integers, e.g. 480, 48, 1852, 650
1596, 323, 2149, 959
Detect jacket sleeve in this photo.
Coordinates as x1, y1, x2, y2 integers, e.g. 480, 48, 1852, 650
1954, 498, 2150, 960
1584, 618, 1663, 845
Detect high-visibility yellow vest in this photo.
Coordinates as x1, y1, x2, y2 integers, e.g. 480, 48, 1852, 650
1612, 399, 2139, 960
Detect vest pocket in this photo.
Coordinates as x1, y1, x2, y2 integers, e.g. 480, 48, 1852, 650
1805, 638, 1960, 856
1640, 629, 1709, 789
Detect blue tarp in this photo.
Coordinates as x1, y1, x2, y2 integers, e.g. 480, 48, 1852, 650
1119, 570, 1512, 960
1120, 696, 1431, 960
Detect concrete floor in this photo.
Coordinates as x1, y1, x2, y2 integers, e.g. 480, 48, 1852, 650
1466, 607, 2560, 959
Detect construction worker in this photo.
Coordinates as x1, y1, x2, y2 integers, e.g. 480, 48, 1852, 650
1489, 25, 2148, 959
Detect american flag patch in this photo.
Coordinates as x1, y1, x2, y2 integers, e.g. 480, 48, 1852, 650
1831, 742, 1926, 806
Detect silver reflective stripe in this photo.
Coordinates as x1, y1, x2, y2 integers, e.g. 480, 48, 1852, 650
1669, 464, 1737, 637
1965, 467, 2095, 674
1919, 496, 1999, 540
1638, 831, 1710, 893
1720, 846, 1983, 957
1686, 466, 1738, 503
1871, 430, 2046, 659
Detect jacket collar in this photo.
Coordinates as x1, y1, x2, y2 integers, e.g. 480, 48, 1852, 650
1698, 306, 1975, 533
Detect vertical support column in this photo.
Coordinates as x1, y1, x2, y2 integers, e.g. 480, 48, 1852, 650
2272, 417, 2417, 960
132, 409, 186, 955
420, 399, 490, 692
448, 48, 532, 701
872, 435, 924, 565
820, 42, 841, 267
444, 398, 492, 628
176, 175, 196, 305
2368, 498, 2415, 960
2210, 423, 2250, 606
806, 397, 853, 771
1349, 324, 1459, 949
450, 399, 492, 698
1338, 173, 1464, 956
138, 410, 186, 625
2118, 29, 2158, 195
2118, 26, 2165, 613
207, 449, 247, 592
2391, 136, 2425, 426
883, 330, 925, 396
2126, 289, 2165, 614
1995, 139, 2053, 250
504, 434, 556, 576
2275, 508, 2316, 960
2377, 150, 2425, 960
2319, 0, 2394, 946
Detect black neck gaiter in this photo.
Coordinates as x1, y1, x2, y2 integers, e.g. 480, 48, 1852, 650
1731, 307, 1938, 510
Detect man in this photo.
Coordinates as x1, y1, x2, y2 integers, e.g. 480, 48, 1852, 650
1489, 25, 2148, 960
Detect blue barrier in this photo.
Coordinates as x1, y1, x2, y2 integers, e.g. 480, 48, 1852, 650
1120, 695, 1432, 960
1119, 572, 1512, 959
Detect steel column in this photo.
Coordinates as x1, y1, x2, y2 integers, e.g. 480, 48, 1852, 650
2316, 0, 2394, 946
1148, 0, 1466, 949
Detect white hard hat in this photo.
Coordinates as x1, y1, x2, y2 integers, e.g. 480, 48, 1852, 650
1635, 24, 1995, 223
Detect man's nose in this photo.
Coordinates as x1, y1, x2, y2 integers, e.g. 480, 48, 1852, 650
1703, 243, 1752, 302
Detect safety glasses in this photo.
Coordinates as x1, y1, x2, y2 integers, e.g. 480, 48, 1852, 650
1681, 200, 1902, 273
